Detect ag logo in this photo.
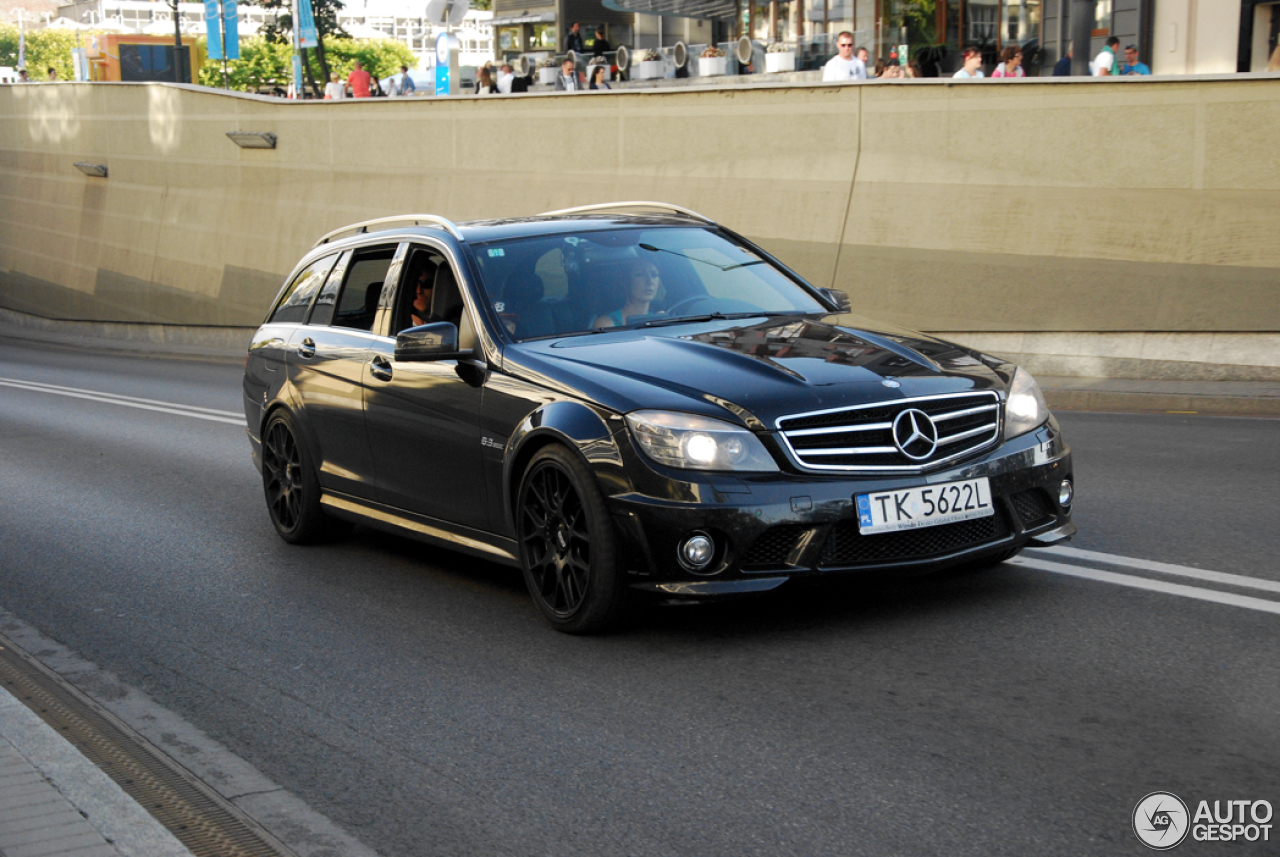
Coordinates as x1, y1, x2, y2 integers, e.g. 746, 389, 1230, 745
1133, 792, 1190, 850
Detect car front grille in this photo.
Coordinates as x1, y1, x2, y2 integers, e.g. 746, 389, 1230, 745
817, 512, 1009, 568
776, 392, 1002, 473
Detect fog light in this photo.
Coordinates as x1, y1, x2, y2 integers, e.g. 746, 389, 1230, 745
678, 533, 715, 571
1058, 479, 1074, 507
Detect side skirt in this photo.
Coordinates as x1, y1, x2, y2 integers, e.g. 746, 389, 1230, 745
320, 492, 521, 567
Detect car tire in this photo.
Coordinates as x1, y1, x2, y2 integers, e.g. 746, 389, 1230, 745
261, 410, 335, 545
517, 445, 627, 635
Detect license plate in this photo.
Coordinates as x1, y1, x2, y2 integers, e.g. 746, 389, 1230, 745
855, 477, 993, 535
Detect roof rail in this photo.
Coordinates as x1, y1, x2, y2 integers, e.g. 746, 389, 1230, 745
537, 201, 716, 224
313, 214, 464, 248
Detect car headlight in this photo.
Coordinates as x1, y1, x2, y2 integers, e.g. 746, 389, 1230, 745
1004, 367, 1050, 440
625, 410, 778, 472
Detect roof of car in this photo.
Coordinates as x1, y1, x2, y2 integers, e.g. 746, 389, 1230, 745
453, 214, 714, 243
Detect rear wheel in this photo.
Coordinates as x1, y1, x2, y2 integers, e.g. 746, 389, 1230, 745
261, 411, 333, 544
517, 446, 627, 634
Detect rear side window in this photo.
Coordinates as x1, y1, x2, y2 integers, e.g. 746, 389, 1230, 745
269, 255, 338, 324
332, 246, 397, 332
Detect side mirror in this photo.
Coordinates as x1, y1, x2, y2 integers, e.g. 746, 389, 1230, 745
820, 288, 852, 313
395, 322, 472, 362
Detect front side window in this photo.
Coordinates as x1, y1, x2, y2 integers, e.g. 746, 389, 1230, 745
471, 227, 827, 342
269, 255, 338, 324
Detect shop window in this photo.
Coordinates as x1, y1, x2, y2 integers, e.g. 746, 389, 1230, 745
497, 26, 522, 51
531, 23, 556, 49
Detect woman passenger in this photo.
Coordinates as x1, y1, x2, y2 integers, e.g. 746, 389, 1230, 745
991, 46, 1024, 77
594, 260, 662, 328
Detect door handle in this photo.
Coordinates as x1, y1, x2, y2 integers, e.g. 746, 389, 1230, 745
370, 355, 393, 382
297, 338, 316, 359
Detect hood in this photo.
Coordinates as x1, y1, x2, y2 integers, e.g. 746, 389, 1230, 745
510, 315, 1010, 427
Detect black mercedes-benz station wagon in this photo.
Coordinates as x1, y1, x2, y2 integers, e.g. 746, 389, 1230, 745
243, 203, 1075, 633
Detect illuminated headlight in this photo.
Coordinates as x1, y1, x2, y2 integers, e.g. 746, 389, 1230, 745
625, 410, 778, 472
1003, 367, 1050, 440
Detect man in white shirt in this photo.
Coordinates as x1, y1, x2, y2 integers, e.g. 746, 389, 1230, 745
497, 64, 515, 94
1091, 36, 1120, 75
952, 46, 985, 78
823, 32, 867, 81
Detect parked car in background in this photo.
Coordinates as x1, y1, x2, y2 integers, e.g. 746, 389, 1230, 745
242, 203, 1075, 633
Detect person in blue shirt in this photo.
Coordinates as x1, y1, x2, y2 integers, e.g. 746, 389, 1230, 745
1053, 46, 1073, 76
1122, 45, 1151, 75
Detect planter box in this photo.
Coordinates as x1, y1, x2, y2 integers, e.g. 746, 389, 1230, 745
765, 52, 795, 73
698, 56, 727, 77
537, 67, 558, 85
633, 59, 664, 80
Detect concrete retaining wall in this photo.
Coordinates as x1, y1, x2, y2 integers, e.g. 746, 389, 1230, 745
1, 77, 1277, 367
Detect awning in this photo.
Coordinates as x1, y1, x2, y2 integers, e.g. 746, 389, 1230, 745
602, 0, 736, 21
488, 12, 556, 26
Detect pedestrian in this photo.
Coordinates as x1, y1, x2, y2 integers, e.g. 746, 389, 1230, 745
17, 69, 30, 82
952, 46, 984, 78
324, 72, 345, 99
588, 65, 610, 89
1053, 46, 1073, 76
1092, 36, 1120, 76
592, 26, 611, 57
990, 46, 1024, 77
347, 60, 372, 97
907, 59, 923, 78
474, 67, 496, 95
497, 63, 515, 94
369, 73, 385, 97
1121, 45, 1150, 75
397, 65, 416, 95
856, 47, 870, 67
822, 31, 867, 81
565, 21, 585, 55
46, 67, 58, 81
554, 58, 583, 91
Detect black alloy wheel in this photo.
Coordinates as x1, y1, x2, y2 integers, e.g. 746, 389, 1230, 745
261, 411, 330, 544
517, 446, 626, 634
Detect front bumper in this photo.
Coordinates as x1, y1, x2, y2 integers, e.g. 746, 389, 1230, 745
607, 421, 1073, 592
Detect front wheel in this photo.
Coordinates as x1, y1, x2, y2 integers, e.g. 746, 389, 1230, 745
516, 446, 627, 634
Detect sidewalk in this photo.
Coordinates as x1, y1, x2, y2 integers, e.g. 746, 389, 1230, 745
0, 685, 192, 857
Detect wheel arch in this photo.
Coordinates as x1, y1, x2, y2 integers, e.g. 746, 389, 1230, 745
502, 400, 626, 532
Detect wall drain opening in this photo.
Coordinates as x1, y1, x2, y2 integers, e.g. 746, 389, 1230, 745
0, 634, 295, 857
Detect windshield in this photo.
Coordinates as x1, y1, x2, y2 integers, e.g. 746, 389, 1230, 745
471, 227, 828, 342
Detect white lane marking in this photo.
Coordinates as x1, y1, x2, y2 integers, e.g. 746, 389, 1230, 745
1012, 556, 1280, 617
0, 378, 245, 426
0, 376, 243, 417
1027, 545, 1280, 595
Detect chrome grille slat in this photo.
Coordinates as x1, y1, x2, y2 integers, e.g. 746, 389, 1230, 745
787, 421, 893, 437
932, 403, 1000, 422
776, 391, 1002, 473
937, 424, 996, 445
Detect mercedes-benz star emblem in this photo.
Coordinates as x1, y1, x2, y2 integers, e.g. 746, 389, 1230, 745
892, 408, 939, 460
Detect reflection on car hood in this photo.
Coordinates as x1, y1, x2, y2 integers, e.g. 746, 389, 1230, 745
512, 315, 1009, 427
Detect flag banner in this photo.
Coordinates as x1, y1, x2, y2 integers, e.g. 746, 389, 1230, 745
298, 0, 319, 49
223, 0, 239, 60
18, 29, 25, 70
205, 0, 223, 59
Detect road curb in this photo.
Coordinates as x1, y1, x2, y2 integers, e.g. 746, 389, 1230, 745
1045, 389, 1280, 417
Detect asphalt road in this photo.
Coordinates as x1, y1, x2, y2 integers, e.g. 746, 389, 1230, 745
1, 336, 1277, 856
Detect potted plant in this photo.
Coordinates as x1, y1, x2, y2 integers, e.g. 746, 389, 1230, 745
538, 57, 560, 85
634, 49, 665, 80
698, 46, 727, 77
765, 43, 796, 73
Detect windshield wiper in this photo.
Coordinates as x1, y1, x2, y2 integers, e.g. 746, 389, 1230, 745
639, 243, 766, 272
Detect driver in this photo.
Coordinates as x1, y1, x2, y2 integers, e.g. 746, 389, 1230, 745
594, 260, 662, 329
